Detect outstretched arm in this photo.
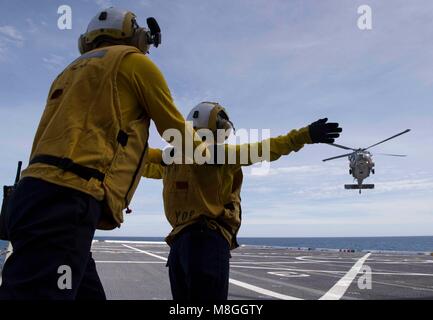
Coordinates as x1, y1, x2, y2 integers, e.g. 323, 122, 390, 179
129, 54, 206, 156
222, 118, 342, 166
223, 126, 311, 166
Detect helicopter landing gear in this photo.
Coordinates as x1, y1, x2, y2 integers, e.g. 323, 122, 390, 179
372, 169, 375, 174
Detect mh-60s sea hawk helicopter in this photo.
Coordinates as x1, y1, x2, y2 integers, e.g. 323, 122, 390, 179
323, 129, 411, 194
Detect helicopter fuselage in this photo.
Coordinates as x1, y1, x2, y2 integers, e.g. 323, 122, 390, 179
349, 150, 375, 184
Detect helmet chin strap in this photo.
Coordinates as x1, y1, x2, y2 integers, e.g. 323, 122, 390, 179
216, 112, 235, 134
225, 119, 235, 133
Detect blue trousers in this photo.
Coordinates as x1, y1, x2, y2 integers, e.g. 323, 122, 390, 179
0, 177, 106, 300
167, 222, 231, 301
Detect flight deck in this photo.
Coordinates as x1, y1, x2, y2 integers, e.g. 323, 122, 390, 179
90, 240, 433, 300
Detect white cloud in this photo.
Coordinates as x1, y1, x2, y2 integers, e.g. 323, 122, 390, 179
25, 19, 40, 34
374, 178, 433, 193
42, 54, 66, 70
138, 0, 152, 7
95, 0, 113, 9
248, 164, 333, 177
245, 167, 433, 202
0, 25, 24, 42
287, 176, 433, 200
0, 25, 24, 60
241, 194, 433, 231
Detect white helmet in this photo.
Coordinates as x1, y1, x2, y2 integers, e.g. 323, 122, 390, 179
78, 7, 161, 54
186, 102, 234, 141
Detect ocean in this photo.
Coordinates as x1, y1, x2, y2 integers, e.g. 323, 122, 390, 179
1, 236, 433, 256
94, 236, 433, 253
0, 240, 7, 252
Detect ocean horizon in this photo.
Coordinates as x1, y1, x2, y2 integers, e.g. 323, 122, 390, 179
92, 235, 433, 253
2, 236, 432, 254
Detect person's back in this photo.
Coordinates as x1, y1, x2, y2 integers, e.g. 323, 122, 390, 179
25, 45, 148, 227
163, 161, 243, 248
0, 7, 203, 300
144, 155, 243, 301
24, 43, 189, 228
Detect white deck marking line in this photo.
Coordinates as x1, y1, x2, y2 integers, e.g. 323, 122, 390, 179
95, 261, 165, 264
104, 240, 167, 245
122, 244, 302, 300
5, 242, 12, 260
320, 252, 371, 300
224, 261, 327, 264
0, 243, 13, 286
227, 278, 302, 300
295, 255, 430, 265
231, 265, 347, 274
122, 244, 168, 261
231, 264, 433, 277
92, 250, 145, 254
94, 260, 433, 276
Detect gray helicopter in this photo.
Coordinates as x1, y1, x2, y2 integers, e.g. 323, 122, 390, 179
323, 129, 411, 194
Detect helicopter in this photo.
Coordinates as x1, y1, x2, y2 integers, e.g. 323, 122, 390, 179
322, 129, 411, 194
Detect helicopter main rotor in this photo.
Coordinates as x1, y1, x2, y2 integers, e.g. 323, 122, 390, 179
322, 129, 411, 162
363, 129, 411, 151
322, 152, 354, 162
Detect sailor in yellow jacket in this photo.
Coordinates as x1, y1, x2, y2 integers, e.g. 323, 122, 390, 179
142, 102, 342, 301
0, 8, 202, 300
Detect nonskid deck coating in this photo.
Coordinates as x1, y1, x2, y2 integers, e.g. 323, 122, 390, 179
90, 240, 433, 300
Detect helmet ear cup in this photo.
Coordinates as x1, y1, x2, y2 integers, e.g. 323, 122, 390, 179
216, 111, 234, 140
130, 28, 150, 53
78, 34, 93, 54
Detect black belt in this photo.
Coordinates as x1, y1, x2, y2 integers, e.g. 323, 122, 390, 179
30, 155, 105, 182
179, 216, 229, 237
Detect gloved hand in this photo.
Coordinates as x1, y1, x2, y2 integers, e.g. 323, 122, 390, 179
308, 118, 342, 143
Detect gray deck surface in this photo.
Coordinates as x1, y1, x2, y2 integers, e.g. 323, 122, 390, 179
91, 240, 433, 300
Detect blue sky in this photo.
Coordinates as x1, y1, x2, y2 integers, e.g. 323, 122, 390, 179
0, 0, 432, 237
